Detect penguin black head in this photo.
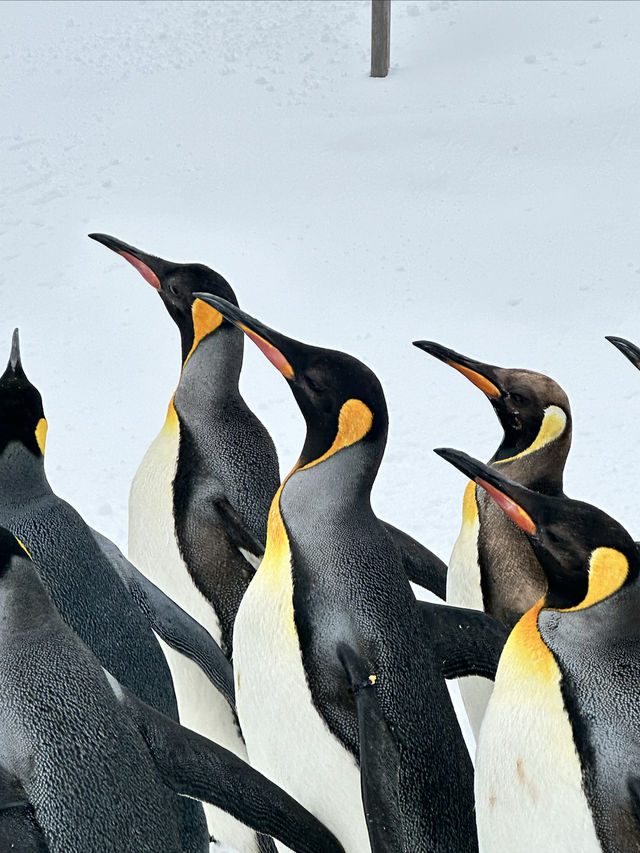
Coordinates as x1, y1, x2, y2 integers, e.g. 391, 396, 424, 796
193, 293, 388, 472
606, 335, 640, 371
0, 330, 47, 458
436, 447, 639, 611
89, 233, 239, 363
414, 341, 571, 466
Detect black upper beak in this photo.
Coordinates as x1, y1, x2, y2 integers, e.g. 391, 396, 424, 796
606, 336, 640, 370
8, 328, 21, 374
89, 233, 172, 287
434, 447, 541, 535
413, 341, 502, 399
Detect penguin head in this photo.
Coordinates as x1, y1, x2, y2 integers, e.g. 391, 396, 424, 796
436, 447, 639, 610
414, 341, 571, 467
192, 293, 388, 473
606, 335, 640, 371
0, 330, 47, 458
89, 233, 239, 364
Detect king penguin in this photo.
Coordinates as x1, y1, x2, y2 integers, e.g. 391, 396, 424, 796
193, 292, 508, 853
89, 233, 281, 851
0, 330, 208, 852
414, 341, 571, 738
0, 525, 346, 853
437, 447, 640, 853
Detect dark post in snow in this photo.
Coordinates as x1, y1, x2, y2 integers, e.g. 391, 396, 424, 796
371, 0, 391, 78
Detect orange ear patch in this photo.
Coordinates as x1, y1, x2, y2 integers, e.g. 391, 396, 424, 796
241, 325, 294, 379
182, 299, 224, 367
120, 251, 161, 290
477, 478, 537, 535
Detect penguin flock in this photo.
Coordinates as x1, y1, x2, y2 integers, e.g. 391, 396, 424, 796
0, 233, 639, 852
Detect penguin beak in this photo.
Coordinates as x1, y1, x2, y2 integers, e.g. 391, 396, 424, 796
434, 447, 538, 535
192, 293, 295, 380
0, 328, 25, 384
606, 336, 640, 370
88, 233, 170, 291
7, 329, 21, 375
413, 341, 502, 399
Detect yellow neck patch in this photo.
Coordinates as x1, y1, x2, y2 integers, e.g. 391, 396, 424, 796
462, 479, 479, 525
183, 298, 223, 367
35, 418, 47, 455
162, 396, 179, 434
15, 537, 32, 559
566, 547, 628, 611
503, 598, 556, 681
300, 399, 373, 471
506, 547, 628, 682
497, 405, 567, 465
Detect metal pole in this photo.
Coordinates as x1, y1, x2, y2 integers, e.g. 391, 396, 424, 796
371, 0, 391, 78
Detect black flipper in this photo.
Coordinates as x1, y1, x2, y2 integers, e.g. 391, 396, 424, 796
90, 528, 235, 710
212, 495, 265, 566
629, 776, 640, 824
381, 521, 447, 600
337, 644, 404, 852
119, 686, 345, 853
419, 601, 508, 681
0, 766, 48, 852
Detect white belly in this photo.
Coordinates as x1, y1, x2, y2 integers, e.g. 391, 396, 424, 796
129, 416, 258, 852
447, 498, 492, 744
234, 562, 370, 853
476, 627, 601, 853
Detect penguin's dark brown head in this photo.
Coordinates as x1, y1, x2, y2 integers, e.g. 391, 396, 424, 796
89, 233, 239, 363
436, 447, 639, 611
193, 293, 388, 473
0, 330, 47, 458
414, 341, 571, 465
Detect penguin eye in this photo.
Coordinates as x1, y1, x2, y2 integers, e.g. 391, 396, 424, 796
546, 529, 564, 546
510, 393, 528, 407
169, 283, 179, 296
306, 375, 325, 395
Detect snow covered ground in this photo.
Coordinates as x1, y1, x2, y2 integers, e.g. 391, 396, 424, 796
3, 0, 640, 843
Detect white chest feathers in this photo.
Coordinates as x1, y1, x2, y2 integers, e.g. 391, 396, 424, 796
475, 606, 600, 853
128, 406, 258, 852
447, 481, 491, 744
233, 553, 370, 853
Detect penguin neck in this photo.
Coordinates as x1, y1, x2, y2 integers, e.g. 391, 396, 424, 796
174, 325, 243, 418
285, 436, 381, 519
0, 442, 52, 505
490, 405, 571, 493
0, 558, 55, 635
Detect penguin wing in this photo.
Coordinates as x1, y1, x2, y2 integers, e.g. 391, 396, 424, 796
90, 527, 235, 709
380, 521, 447, 600
337, 643, 404, 852
114, 683, 345, 853
0, 764, 48, 852
629, 777, 640, 823
210, 494, 265, 568
419, 601, 508, 680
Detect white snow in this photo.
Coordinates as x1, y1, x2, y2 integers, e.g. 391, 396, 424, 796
3, 0, 640, 845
